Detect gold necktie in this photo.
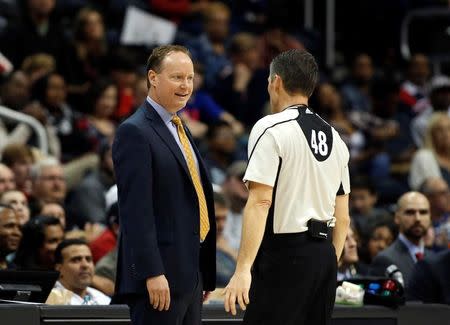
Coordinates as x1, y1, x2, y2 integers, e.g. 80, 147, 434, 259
172, 115, 210, 241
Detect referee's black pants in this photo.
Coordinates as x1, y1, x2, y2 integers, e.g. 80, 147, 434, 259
243, 232, 337, 325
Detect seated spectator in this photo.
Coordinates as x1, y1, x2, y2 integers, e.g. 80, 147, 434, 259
1, 143, 34, 196
214, 191, 236, 287
0, 189, 30, 225
40, 202, 66, 229
21, 53, 56, 85
409, 113, 450, 190
337, 225, 368, 281
0, 204, 21, 270
0, 163, 15, 196
89, 202, 118, 264
370, 192, 435, 288
407, 249, 450, 304
359, 219, 396, 265
46, 239, 110, 305
66, 138, 115, 228
14, 215, 64, 270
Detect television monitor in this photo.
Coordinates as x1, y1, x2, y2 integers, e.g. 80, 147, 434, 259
0, 270, 59, 303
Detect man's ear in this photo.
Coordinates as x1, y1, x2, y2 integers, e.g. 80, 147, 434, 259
148, 70, 157, 88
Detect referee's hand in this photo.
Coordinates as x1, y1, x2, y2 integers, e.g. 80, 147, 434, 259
223, 271, 251, 315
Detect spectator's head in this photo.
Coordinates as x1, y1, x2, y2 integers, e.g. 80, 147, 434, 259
14, 215, 64, 270
315, 83, 343, 119
2, 143, 34, 194
0, 204, 22, 259
222, 161, 248, 213
0, 163, 16, 196
407, 53, 430, 87
40, 202, 66, 229
428, 75, 450, 112
420, 177, 450, 221
109, 49, 138, 89
0, 190, 30, 225
31, 158, 66, 204
425, 112, 450, 155
269, 49, 318, 113
55, 239, 94, 296
204, 2, 230, 43
31, 72, 67, 111
350, 176, 377, 216
26, 0, 55, 19
146, 45, 193, 113
0, 70, 30, 110
213, 191, 229, 236
395, 192, 431, 245
229, 33, 259, 70
351, 53, 374, 85
365, 220, 396, 263
86, 79, 117, 119
21, 53, 56, 84
74, 8, 105, 43
207, 121, 237, 156
339, 224, 359, 267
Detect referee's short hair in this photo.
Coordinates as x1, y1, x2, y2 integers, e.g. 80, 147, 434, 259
270, 49, 318, 97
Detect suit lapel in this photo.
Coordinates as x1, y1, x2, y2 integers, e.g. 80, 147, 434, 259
143, 102, 191, 179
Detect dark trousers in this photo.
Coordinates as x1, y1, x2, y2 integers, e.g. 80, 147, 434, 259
126, 272, 203, 325
243, 233, 337, 325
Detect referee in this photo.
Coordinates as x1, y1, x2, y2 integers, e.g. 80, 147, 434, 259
223, 49, 351, 325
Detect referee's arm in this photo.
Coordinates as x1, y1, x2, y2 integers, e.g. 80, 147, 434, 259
333, 194, 351, 261
223, 181, 273, 315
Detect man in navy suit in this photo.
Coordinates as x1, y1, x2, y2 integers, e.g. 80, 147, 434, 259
112, 45, 216, 325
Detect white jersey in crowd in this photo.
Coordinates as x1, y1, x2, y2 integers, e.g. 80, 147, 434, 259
243, 105, 350, 234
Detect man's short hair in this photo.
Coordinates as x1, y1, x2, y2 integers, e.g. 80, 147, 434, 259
30, 158, 60, 181
146, 45, 191, 81
270, 49, 318, 97
54, 238, 89, 264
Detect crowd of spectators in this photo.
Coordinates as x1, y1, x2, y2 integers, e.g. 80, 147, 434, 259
0, 0, 449, 305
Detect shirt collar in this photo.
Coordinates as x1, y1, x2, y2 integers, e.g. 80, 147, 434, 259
398, 233, 424, 256
147, 96, 174, 124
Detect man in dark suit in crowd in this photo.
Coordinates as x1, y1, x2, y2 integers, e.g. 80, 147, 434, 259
407, 249, 450, 304
370, 192, 434, 288
112, 45, 216, 325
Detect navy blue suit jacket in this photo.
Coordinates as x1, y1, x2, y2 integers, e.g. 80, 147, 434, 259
112, 101, 216, 297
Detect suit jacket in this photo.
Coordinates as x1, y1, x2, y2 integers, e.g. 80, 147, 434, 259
112, 101, 216, 297
370, 238, 435, 287
406, 249, 450, 304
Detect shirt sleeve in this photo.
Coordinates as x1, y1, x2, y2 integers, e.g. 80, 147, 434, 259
243, 122, 280, 187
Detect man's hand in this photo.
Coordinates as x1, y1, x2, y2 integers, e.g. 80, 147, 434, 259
146, 275, 170, 311
223, 270, 251, 315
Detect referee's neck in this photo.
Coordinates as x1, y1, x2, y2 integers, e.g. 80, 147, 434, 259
276, 95, 309, 113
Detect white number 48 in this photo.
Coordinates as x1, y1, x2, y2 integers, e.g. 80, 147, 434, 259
311, 130, 328, 156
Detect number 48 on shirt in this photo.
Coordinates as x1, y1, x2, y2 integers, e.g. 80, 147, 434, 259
310, 129, 328, 156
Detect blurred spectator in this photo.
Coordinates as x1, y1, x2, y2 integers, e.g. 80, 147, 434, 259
132, 75, 148, 113
0, 163, 15, 195
0, 70, 30, 110
337, 225, 368, 281
370, 192, 435, 287
0, 0, 68, 69
411, 75, 450, 147
399, 54, 431, 116
214, 190, 236, 287
30, 158, 67, 213
203, 121, 238, 185
1, 143, 34, 196
213, 32, 268, 128
0, 189, 30, 225
89, 202, 118, 264
341, 53, 374, 112
14, 215, 64, 270
409, 113, 450, 190
222, 161, 248, 251
46, 238, 110, 305
0, 204, 21, 270
407, 249, 450, 304
40, 201, 66, 229
359, 219, 396, 265
420, 177, 450, 249
21, 52, 56, 84
66, 138, 115, 228
61, 8, 109, 110
186, 1, 231, 89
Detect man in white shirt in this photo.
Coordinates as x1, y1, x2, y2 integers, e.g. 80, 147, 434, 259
46, 239, 110, 305
223, 49, 351, 325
